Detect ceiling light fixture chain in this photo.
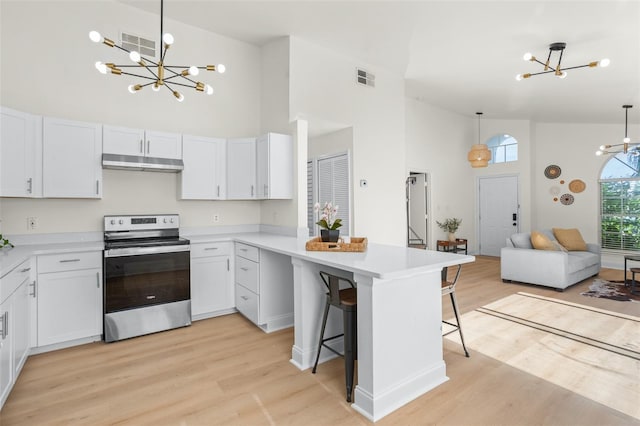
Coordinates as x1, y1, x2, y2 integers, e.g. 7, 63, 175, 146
89, 0, 225, 102
596, 105, 638, 156
467, 112, 491, 168
516, 42, 609, 81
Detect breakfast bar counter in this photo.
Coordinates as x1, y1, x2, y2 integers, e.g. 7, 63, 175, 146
223, 233, 475, 421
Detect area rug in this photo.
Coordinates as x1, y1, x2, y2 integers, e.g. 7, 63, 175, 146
581, 278, 640, 302
444, 292, 640, 420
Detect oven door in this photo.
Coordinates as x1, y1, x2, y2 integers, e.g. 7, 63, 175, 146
104, 246, 190, 314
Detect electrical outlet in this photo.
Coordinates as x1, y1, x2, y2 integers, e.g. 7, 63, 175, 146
27, 217, 38, 230
213, 214, 220, 223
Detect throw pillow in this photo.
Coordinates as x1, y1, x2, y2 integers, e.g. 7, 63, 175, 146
553, 228, 588, 251
531, 231, 565, 251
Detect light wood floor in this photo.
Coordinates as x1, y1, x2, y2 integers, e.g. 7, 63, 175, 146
2, 256, 639, 425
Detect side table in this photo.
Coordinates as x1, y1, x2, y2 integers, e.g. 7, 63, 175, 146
436, 239, 467, 255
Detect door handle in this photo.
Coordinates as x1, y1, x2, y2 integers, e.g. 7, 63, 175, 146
140, 140, 144, 153
96, 272, 100, 288
147, 140, 151, 154
29, 280, 37, 298
27, 177, 33, 194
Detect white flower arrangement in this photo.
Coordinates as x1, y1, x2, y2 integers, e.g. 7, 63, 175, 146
314, 201, 343, 230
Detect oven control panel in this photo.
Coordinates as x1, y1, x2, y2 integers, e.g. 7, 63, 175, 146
104, 214, 180, 231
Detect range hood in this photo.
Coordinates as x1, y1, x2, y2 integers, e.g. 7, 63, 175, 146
102, 154, 184, 172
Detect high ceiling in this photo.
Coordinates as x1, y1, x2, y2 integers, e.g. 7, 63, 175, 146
120, 1, 640, 124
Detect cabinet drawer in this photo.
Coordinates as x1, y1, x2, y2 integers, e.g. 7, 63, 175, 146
191, 242, 231, 258
235, 283, 259, 325
0, 259, 31, 304
38, 251, 101, 274
235, 256, 259, 294
235, 243, 259, 262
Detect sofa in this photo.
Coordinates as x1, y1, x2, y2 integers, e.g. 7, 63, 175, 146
500, 229, 601, 291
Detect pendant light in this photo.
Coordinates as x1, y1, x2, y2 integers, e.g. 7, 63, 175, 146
596, 105, 638, 156
468, 112, 491, 168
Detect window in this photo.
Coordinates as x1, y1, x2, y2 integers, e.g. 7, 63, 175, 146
600, 152, 640, 251
487, 134, 518, 164
307, 153, 350, 237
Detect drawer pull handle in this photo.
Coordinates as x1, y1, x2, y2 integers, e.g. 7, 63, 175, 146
240, 267, 249, 271
59, 259, 81, 263
29, 281, 37, 298
204, 247, 219, 251
241, 296, 249, 301
20, 267, 31, 273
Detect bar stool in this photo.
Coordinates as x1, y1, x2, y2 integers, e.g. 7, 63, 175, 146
312, 271, 358, 402
442, 264, 469, 357
630, 268, 640, 295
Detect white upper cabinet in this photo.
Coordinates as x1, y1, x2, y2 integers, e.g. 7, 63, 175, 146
0, 107, 42, 197
103, 125, 181, 160
180, 135, 226, 200
227, 137, 257, 199
42, 117, 102, 198
256, 133, 293, 199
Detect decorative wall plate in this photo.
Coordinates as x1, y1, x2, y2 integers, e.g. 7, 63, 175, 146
549, 186, 561, 195
544, 165, 561, 179
560, 193, 574, 205
569, 179, 586, 193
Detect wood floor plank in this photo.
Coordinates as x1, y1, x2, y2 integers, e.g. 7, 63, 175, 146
1, 256, 638, 425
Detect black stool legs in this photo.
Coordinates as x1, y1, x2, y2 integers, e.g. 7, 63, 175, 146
342, 305, 357, 402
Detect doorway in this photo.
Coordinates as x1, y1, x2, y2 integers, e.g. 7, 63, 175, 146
406, 172, 429, 249
478, 175, 519, 256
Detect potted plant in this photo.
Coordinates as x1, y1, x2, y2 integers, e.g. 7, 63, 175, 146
0, 233, 14, 250
436, 218, 462, 242
314, 201, 343, 242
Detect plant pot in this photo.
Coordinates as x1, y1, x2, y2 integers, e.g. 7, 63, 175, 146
448, 232, 456, 242
321, 229, 340, 242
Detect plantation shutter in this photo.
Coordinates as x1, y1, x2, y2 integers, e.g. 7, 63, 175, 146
307, 161, 315, 236
316, 154, 350, 235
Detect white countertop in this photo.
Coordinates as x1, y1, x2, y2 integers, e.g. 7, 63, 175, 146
189, 232, 474, 279
1, 232, 474, 280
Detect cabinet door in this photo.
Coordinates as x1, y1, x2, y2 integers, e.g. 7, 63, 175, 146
145, 130, 182, 159
226, 137, 256, 199
1, 107, 41, 197
191, 256, 233, 318
37, 268, 102, 347
12, 279, 29, 378
0, 298, 12, 406
103, 125, 145, 156
180, 135, 226, 200
256, 134, 269, 199
257, 133, 293, 200
42, 117, 102, 198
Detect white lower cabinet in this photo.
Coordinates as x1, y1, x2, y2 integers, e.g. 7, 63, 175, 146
234, 243, 294, 333
0, 258, 32, 409
190, 242, 234, 320
36, 252, 102, 347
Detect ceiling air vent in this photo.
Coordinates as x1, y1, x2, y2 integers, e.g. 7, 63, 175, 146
120, 32, 156, 58
356, 68, 375, 88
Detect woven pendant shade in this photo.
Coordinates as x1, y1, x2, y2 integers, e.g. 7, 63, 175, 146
468, 143, 491, 168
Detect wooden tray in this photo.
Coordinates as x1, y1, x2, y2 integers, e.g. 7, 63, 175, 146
305, 237, 368, 252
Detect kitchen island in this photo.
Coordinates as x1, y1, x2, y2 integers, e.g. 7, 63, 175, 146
224, 233, 475, 422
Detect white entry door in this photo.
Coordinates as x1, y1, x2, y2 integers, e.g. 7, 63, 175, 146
479, 175, 519, 256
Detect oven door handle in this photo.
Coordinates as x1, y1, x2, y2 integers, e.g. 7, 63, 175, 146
105, 245, 190, 257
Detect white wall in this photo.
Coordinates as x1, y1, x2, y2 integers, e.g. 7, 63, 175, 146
0, 1, 266, 235
533, 122, 623, 243
308, 127, 353, 159
289, 37, 406, 245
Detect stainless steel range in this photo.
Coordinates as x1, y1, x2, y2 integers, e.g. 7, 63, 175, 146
103, 214, 191, 342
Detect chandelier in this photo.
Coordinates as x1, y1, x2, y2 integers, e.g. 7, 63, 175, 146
596, 105, 638, 156
516, 42, 609, 81
467, 112, 491, 168
89, 0, 225, 102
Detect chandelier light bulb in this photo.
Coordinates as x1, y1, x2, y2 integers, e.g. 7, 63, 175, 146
523, 52, 532, 61
162, 33, 174, 45
89, 31, 102, 43
188, 66, 199, 76
128, 84, 137, 94
129, 51, 141, 63
217, 64, 226, 73
599, 58, 610, 67
558, 71, 568, 79
624, 137, 631, 143
205, 84, 214, 95
152, 82, 161, 92
95, 61, 107, 74
515, 74, 523, 81
596, 150, 604, 156
173, 90, 184, 102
